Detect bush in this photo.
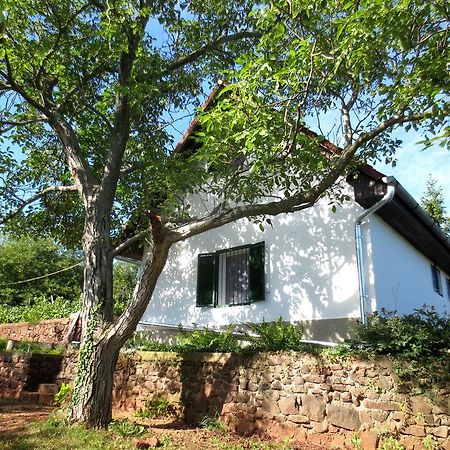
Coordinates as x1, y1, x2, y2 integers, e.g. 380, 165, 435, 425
176, 325, 240, 353
245, 317, 304, 352
331, 307, 450, 390
135, 395, 176, 419
339, 307, 450, 359
0, 295, 78, 323
123, 332, 175, 352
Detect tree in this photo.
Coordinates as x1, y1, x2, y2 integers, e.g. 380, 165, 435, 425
0, 0, 448, 427
0, 235, 83, 306
421, 176, 450, 235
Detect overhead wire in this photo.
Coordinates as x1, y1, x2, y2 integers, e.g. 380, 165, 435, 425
0, 262, 83, 287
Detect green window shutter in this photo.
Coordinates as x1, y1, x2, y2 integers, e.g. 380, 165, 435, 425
196, 252, 217, 306
248, 241, 265, 303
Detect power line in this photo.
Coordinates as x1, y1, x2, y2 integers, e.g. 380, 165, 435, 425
0, 262, 83, 287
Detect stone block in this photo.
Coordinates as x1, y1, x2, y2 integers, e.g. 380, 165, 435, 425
327, 402, 361, 431
287, 414, 310, 424
359, 430, 379, 450
235, 412, 255, 436
403, 425, 426, 437
301, 394, 326, 422
234, 392, 250, 403
279, 397, 298, 415
363, 399, 401, 411
411, 396, 432, 415
431, 426, 449, 438
261, 398, 280, 416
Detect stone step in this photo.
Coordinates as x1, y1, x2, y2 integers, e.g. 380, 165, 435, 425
38, 393, 55, 406
38, 383, 58, 395
18, 391, 39, 404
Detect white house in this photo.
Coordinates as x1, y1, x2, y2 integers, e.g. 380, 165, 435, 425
136, 160, 450, 342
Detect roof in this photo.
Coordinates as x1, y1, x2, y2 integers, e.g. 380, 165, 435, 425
349, 168, 450, 274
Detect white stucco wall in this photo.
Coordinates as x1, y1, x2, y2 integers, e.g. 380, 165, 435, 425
141, 192, 364, 341
368, 215, 450, 315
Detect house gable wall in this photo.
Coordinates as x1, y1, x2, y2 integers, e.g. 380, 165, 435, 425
142, 191, 363, 342
369, 215, 450, 315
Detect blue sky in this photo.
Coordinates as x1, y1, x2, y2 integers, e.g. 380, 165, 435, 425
372, 130, 450, 211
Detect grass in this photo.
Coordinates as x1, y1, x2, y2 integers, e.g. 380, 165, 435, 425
0, 420, 139, 450
0, 412, 297, 450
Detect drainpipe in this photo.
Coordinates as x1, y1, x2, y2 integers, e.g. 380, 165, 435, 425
355, 176, 396, 325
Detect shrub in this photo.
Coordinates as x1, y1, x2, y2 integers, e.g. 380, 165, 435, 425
0, 295, 78, 324
245, 317, 304, 352
135, 395, 176, 419
338, 307, 450, 359
124, 332, 175, 352
54, 383, 72, 406
176, 325, 240, 353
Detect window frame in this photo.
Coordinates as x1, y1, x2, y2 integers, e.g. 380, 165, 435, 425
196, 242, 265, 308
431, 264, 443, 296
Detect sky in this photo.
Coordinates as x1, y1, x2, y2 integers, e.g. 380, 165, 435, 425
371, 130, 450, 211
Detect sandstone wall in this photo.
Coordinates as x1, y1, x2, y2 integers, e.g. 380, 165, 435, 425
0, 352, 63, 398
0, 318, 70, 344
56, 351, 450, 449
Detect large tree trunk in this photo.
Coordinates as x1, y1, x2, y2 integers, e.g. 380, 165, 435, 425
68, 212, 173, 428
79, 204, 114, 341
67, 338, 120, 427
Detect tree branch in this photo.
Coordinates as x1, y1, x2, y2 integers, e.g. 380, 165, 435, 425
0, 116, 48, 134
170, 109, 435, 243
112, 229, 149, 257
161, 31, 261, 76
99, 8, 151, 210
0, 185, 78, 225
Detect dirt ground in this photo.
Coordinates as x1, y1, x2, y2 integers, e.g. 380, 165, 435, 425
0, 401, 326, 450
0, 402, 53, 435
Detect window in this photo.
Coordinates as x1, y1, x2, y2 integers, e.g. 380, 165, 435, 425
196, 242, 265, 307
431, 264, 443, 296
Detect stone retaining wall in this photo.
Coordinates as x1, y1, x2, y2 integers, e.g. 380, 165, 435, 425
0, 352, 63, 398
0, 318, 70, 344
57, 350, 450, 449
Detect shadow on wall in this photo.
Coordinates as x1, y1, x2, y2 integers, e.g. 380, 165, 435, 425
143, 195, 364, 343
180, 353, 240, 425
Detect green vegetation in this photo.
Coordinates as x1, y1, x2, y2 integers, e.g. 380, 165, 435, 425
177, 326, 240, 353
337, 307, 449, 360
0, 236, 83, 308
54, 383, 73, 406
0, 415, 139, 450
331, 307, 450, 389
0, 295, 78, 324
0, 338, 64, 354
109, 420, 147, 437
0, 236, 139, 323
1, 0, 447, 427
135, 396, 176, 419
421, 176, 450, 235
112, 261, 139, 316
199, 414, 228, 433
245, 318, 305, 352
0, 413, 294, 450
123, 332, 174, 352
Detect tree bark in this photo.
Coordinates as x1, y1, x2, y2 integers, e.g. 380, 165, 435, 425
67, 338, 119, 427
68, 214, 173, 428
